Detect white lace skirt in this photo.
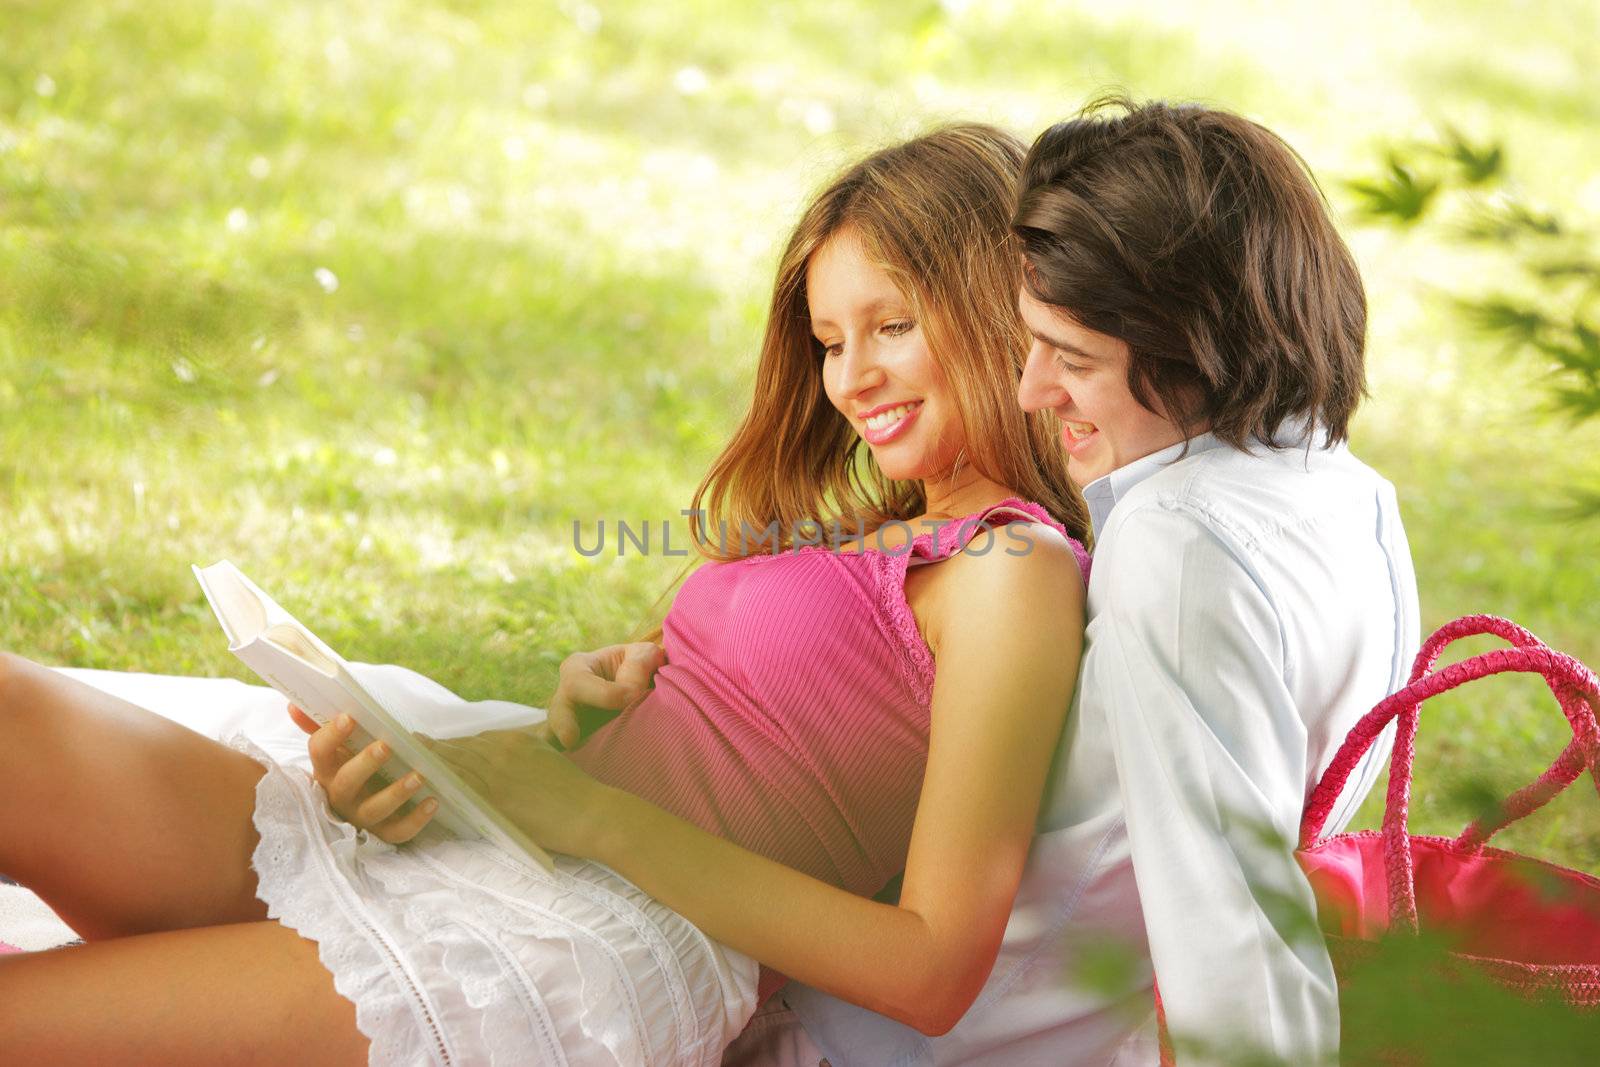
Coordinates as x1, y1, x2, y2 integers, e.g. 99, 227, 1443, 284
223, 733, 759, 1067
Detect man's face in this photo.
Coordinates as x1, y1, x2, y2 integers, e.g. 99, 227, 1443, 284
1016, 288, 1189, 485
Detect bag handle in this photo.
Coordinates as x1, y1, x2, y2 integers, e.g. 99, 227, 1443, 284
1407, 614, 1548, 682
1298, 616, 1600, 931
1301, 616, 1598, 846
1379, 646, 1599, 929
1399, 615, 1600, 851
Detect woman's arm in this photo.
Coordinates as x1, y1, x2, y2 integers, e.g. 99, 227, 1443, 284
577, 523, 1085, 1035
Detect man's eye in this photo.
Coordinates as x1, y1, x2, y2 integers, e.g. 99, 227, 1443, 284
1053, 351, 1087, 374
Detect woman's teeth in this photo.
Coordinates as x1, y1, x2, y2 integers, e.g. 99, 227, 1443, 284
865, 402, 920, 431
1064, 419, 1097, 441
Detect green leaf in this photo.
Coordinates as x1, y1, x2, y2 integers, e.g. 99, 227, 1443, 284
1550, 383, 1600, 421
1555, 485, 1600, 519
1437, 125, 1504, 185
1455, 296, 1547, 342
1458, 198, 1562, 242
1528, 321, 1600, 379
1572, 320, 1600, 364
1528, 258, 1600, 283
1345, 155, 1439, 224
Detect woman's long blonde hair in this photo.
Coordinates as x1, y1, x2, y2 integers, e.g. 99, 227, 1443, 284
688, 123, 1088, 562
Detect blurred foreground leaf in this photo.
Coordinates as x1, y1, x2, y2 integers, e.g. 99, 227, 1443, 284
1346, 156, 1440, 224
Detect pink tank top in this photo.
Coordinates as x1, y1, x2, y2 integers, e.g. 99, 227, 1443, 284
570, 498, 1091, 901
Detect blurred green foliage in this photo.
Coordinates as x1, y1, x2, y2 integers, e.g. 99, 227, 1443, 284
1351, 126, 1600, 513
1347, 155, 1439, 223
1, 4, 1598, 1050
1334, 932, 1598, 1066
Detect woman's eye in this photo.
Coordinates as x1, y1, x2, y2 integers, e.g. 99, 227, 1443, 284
819, 340, 843, 358
882, 320, 914, 337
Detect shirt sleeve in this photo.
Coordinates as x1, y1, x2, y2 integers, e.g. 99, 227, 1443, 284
1087, 503, 1339, 1065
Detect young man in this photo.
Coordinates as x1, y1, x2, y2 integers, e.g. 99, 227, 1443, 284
728, 99, 1420, 1065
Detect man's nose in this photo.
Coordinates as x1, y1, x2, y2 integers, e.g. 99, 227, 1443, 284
1017, 341, 1069, 413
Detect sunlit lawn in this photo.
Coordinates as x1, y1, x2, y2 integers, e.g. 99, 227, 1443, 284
3, 0, 1597, 875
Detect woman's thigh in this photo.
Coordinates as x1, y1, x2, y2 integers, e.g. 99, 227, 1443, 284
0, 920, 369, 1066
0, 653, 272, 940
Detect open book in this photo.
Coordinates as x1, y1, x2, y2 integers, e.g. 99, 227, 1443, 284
193, 561, 554, 873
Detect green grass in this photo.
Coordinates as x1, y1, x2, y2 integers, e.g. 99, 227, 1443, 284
2, 0, 1597, 879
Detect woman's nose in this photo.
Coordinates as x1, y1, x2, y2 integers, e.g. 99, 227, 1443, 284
836, 340, 887, 396
1017, 341, 1069, 412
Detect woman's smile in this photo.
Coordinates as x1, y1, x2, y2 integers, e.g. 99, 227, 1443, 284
859, 400, 924, 444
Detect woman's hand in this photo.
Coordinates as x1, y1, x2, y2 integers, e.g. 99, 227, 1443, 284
286, 704, 439, 844
416, 729, 619, 858
544, 641, 666, 749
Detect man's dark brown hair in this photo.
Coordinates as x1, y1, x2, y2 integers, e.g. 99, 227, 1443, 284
1011, 95, 1367, 448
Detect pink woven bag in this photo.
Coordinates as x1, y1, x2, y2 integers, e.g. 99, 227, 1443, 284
1298, 615, 1600, 1008
1157, 616, 1600, 1065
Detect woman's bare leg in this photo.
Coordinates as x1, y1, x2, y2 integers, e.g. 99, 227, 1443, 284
0, 652, 273, 939
0, 920, 370, 1065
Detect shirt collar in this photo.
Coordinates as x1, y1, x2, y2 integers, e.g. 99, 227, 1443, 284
1082, 416, 1328, 536
1082, 433, 1220, 534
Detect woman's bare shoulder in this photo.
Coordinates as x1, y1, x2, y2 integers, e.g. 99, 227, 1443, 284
916, 520, 1086, 649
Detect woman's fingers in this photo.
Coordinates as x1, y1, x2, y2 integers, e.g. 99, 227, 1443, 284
542, 702, 579, 750
327, 738, 393, 811
370, 793, 440, 845
298, 714, 438, 841
286, 703, 320, 736
354, 769, 427, 832
558, 651, 632, 708
306, 714, 356, 783
546, 642, 665, 749
549, 651, 621, 748
612, 642, 667, 694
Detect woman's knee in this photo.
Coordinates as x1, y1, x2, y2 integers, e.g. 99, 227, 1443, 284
0, 650, 22, 699
0, 651, 56, 702
0, 654, 70, 741
0, 651, 42, 722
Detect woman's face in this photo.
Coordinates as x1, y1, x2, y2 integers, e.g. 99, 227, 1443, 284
810, 229, 965, 481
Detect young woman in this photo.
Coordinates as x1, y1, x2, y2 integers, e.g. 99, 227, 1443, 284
0, 125, 1090, 1066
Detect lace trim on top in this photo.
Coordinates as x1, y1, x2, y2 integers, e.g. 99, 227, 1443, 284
726, 497, 1088, 716
867, 498, 1081, 708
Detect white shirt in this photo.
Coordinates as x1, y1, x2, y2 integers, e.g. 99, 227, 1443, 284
783, 429, 1420, 1066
